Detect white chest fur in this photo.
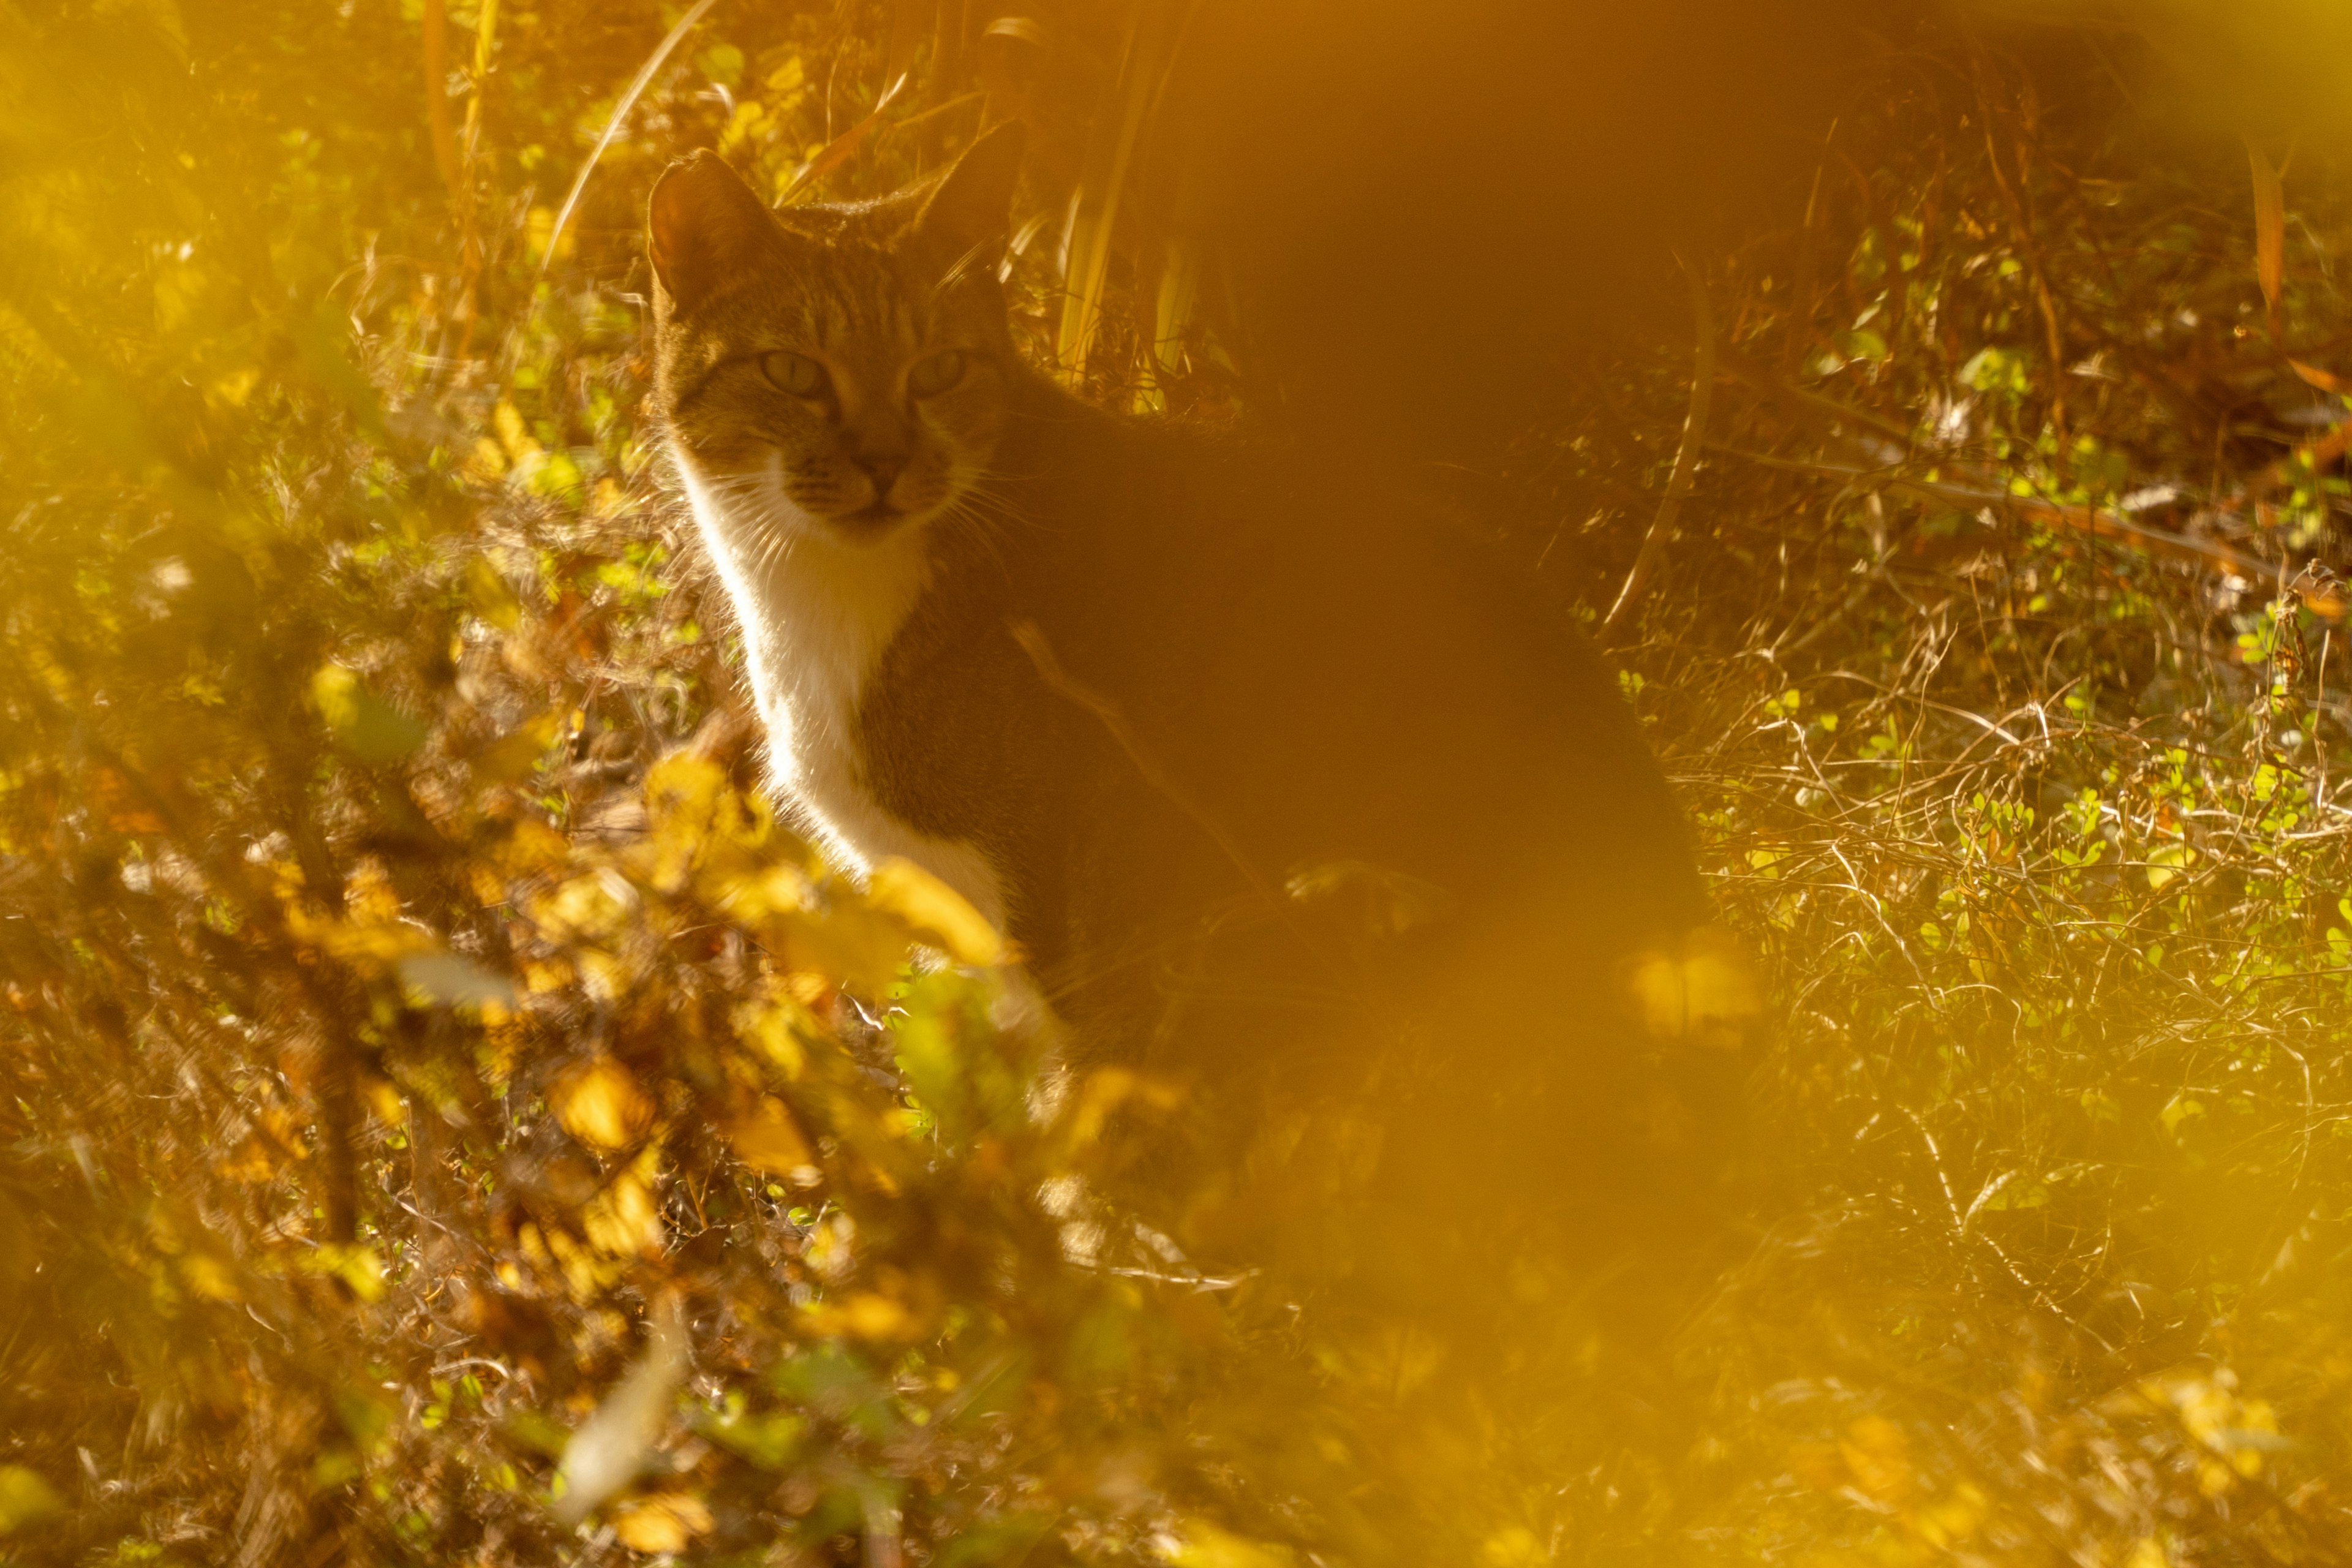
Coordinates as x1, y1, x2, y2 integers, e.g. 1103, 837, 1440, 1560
673, 453, 1009, 933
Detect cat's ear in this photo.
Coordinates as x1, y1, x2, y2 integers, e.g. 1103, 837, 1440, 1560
913, 121, 1027, 270
648, 151, 777, 312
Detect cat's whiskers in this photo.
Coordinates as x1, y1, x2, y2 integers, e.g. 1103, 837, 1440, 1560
699, 451, 992, 589
935, 495, 1011, 580
684, 458, 807, 589
956, 467, 1065, 540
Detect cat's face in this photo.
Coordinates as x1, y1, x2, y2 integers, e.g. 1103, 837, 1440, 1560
646, 127, 1025, 546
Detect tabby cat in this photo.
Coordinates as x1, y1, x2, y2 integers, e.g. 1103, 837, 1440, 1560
646, 125, 1732, 1279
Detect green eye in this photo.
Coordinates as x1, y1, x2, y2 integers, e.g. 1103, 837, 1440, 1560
908, 349, 968, 398
761, 351, 829, 398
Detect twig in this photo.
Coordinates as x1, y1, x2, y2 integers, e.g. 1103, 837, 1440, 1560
1971, 51, 2070, 465
1714, 344, 1912, 444
1890, 1102, 2116, 1354
1714, 442, 2333, 617
1605, 256, 1714, 637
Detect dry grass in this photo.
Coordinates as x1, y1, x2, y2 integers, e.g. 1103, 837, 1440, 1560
9, 6, 2352, 1566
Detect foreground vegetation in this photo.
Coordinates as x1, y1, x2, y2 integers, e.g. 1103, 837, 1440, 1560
9, 3, 2352, 1563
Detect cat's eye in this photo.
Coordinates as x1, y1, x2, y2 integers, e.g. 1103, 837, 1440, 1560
908, 349, 968, 398
761, 350, 829, 399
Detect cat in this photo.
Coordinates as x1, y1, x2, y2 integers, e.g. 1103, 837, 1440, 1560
646, 124, 1740, 1283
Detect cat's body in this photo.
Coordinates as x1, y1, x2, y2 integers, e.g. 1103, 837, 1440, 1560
869, 386, 1706, 992
647, 128, 1733, 1275
672, 453, 1009, 930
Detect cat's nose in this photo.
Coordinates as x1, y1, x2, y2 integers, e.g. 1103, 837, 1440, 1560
850, 452, 907, 505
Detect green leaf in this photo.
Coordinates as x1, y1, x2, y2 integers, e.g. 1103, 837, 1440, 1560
465, 555, 522, 630
311, 663, 427, 764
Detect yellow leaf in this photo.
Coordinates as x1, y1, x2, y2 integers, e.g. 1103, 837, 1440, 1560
495, 816, 570, 873
494, 400, 543, 464
0, 1467, 65, 1535
301, 1243, 387, 1303
582, 1148, 669, 1258
577, 949, 633, 1005
1915, 1480, 1988, 1548
716, 863, 814, 922
464, 436, 508, 483
179, 1251, 242, 1302
644, 748, 727, 829
2146, 840, 2197, 891
2160, 1094, 2205, 1140
865, 856, 1005, 966
1838, 1415, 1911, 1505
288, 911, 435, 972
1480, 1527, 1547, 1568
465, 554, 524, 630
523, 203, 576, 265
803, 1211, 856, 1281
734, 997, 811, 1079
831, 1291, 916, 1340
474, 710, 559, 783
723, 1098, 815, 1175
780, 901, 925, 992
552, 1057, 657, 1152
532, 869, 639, 944
638, 750, 736, 894
308, 662, 358, 728
339, 921, 435, 965
543, 1224, 624, 1299
717, 99, 767, 160
216, 1135, 282, 1185
468, 864, 510, 907
612, 1491, 714, 1553
1158, 1519, 1295, 1568
206, 365, 261, 409
363, 1079, 408, 1127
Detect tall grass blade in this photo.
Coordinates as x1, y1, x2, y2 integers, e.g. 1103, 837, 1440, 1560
886, 0, 935, 88
1153, 235, 1199, 377
2246, 134, 2286, 341
1055, 4, 1163, 383
1131, 236, 1197, 413
538, 0, 722, 287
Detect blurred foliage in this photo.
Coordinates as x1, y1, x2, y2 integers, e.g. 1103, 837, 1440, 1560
13, 2, 2352, 1566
